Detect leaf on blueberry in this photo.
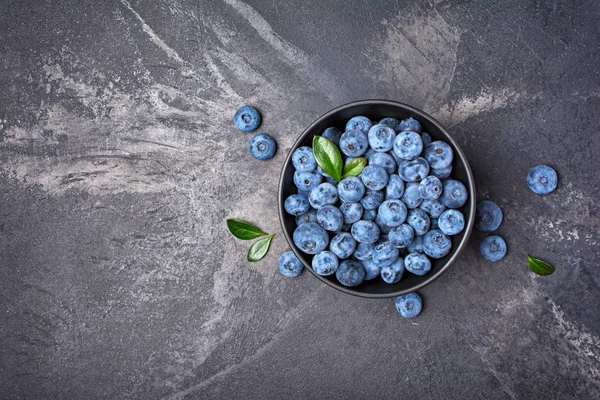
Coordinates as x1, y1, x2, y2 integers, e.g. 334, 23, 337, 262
341, 157, 367, 179
227, 219, 268, 240
248, 234, 275, 262
526, 254, 554, 276
313, 135, 343, 182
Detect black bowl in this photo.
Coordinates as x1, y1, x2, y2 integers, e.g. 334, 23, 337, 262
278, 100, 476, 298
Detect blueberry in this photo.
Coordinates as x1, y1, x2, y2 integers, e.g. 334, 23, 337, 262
385, 174, 405, 200
404, 253, 431, 276
424, 141, 453, 169
336, 260, 366, 287
368, 152, 396, 174
438, 209, 465, 236
360, 166, 389, 191
334, 223, 352, 234
339, 129, 369, 157
248, 133, 276, 160
277, 251, 303, 277
381, 257, 405, 284
418, 175, 443, 200
440, 179, 468, 209
362, 209, 377, 221
330, 232, 357, 259
284, 194, 310, 216
398, 157, 430, 182
294, 170, 323, 192
361, 258, 381, 280
375, 213, 393, 234
407, 208, 430, 235
475, 200, 503, 232
407, 235, 424, 253
430, 218, 439, 230
292, 146, 317, 172
378, 117, 399, 129
397, 117, 421, 133
363, 148, 376, 159
480, 235, 507, 262
234, 105, 261, 132
378, 199, 408, 227
367, 124, 396, 152
361, 189, 385, 210
401, 182, 423, 209
345, 116, 373, 134
395, 292, 422, 318
421, 132, 432, 147
338, 177, 366, 202
351, 220, 380, 243
354, 242, 376, 261
527, 165, 558, 195
312, 251, 339, 276
419, 199, 446, 218
308, 183, 339, 209
430, 165, 453, 179
317, 205, 344, 232
295, 209, 318, 225
372, 241, 400, 267
293, 222, 329, 255
297, 189, 311, 197
389, 224, 415, 248
423, 229, 452, 259
393, 131, 423, 161
340, 202, 363, 224
322, 127, 342, 146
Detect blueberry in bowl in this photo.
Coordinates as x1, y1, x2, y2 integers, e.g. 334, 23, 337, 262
278, 100, 476, 298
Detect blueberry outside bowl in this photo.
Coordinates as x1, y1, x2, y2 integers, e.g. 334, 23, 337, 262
278, 100, 476, 298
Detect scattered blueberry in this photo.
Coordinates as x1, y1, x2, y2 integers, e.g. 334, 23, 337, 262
398, 157, 430, 182
480, 235, 507, 262
330, 232, 357, 259
360, 166, 389, 191
389, 224, 415, 248
340, 202, 364, 224
407, 208, 430, 235
345, 116, 373, 133
385, 174, 405, 199
361, 258, 381, 280
378, 199, 408, 227
372, 241, 400, 267
404, 253, 431, 276
367, 124, 396, 152
351, 220, 380, 243
338, 177, 366, 202
475, 200, 503, 232
308, 183, 339, 209
361, 189, 385, 210
419, 199, 446, 218
336, 260, 366, 287
354, 242, 376, 261
234, 105, 261, 132
424, 141, 453, 169
423, 229, 452, 259
381, 257, 405, 284
294, 170, 323, 192
322, 127, 342, 146
292, 146, 317, 172
395, 292, 422, 318
284, 194, 310, 216
340, 129, 369, 157
293, 222, 329, 255
527, 165, 558, 195
248, 133, 276, 160
295, 209, 318, 226
440, 179, 468, 209
393, 131, 423, 160
397, 117, 421, 133
312, 251, 339, 276
278, 251, 303, 277
438, 209, 465, 236
368, 152, 396, 174
401, 182, 423, 209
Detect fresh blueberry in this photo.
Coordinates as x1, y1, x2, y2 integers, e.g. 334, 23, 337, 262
404, 253, 431, 276
297, 188, 311, 197
308, 183, 339, 209
368, 152, 396, 174
322, 127, 342, 146
354, 242, 376, 261
312, 251, 339, 276
293, 222, 329, 255
248, 133, 276, 160
397, 117, 421, 133
360, 166, 389, 191
438, 209, 465, 236
389, 224, 415, 248
345, 116, 373, 134
292, 146, 317, 172
316, 166, 331, 178
361, 189, 385, 210
527, 165, 558, 195
234, 105, 261, 132
340, 202, 363, 224
294, 170, 323, 192
379, 117, 400, 129
407, 208, 430, 235
351, 220, 380, 243
393, 131, 423, 161
430, 165, 453, 179
424, 141, 453, 169
378, 199, 408, 227
363, 148, 376, 159
401, 182, 423, 209
317, 205, 344, 232
367, 124, 396, 152
475, 200, 503, 232
430, 217, 439, 230
423, 229, 452, 259
419, 199, 446, 218
330, 232, 357, 259
385, 174, 405, 200
375, 213, 393, 234
381, 257, 405, 284
277, 251, 303, 277
395, 292, 422, 318
338, 177, 366, 202
480, 235, 507, 262
421, 132, 432, 147
361, 258, 381, 280
440, 179, 468, 209
336, 260, 366, 287
398, 158, 430, 182
284, 194, 310, 216
418, 175, 443, 200
372, 241, 400, 267
339, 129, 368, 157
362, 209, 377, 221
295, 209, 318, 226
407, 235, 424, 253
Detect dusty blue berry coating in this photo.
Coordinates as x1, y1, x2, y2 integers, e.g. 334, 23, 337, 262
419, 199, 446, 218
293, 222, 329, 255
322, 127, 342, 146
398, 158, 430, 182
248, 133, 276, 160
296, 209, 318, 226
527, 165, 558, 195
475, 200, 503, 232
395, 292, 422, 318
354, 242, 376, 261
336, 260, 366, 287
381, 257, 405, 284
339, 129, 369, 157
407, 235, 424, 253
385, 174, 405, 199
329, 232, 357, 259
340, 202, 363, 224
421, 132, 432, 147
308, 182, 339, 209
278, 251, 303, 277
423, 229, 452, 259
375, 213, 393, 234
389, 224, 415, 248
361, 189, 385, 210
292, 146, 317, 172
338, 176, 366, 202
440, 179, 468, 209
378, 199, 408, 227
362, 209, 377, 221
430, 165, 453, 179
234, 105, 261, 132
397, 117, 421, 133
317, 205, 344, 232
401, 182, 423, 209
361, 258, 381, 280
345, 116, 373, 133
424, 141, 453, 169
418, 175, 443, 200
480, 235, 507, 262
351, 220, 380, 243
294, 170, 323, 192
379, 117, 400, 129
372, 241, 400, 267
360, 166, 389, 191
312, 251, 339, 276
438, 209, 465, 236
404, 253, 431, 276
393, 131, 423, 161
367, 124, 396, 152
368, 152, 396, 174
284, 194, 310, 216
407, 208, 430, 236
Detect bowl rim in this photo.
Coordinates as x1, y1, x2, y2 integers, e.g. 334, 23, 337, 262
278, 99, 476, 298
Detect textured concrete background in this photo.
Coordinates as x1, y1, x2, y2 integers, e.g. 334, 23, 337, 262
1, 0, 599, 399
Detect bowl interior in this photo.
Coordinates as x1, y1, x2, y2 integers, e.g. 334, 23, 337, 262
279, 100, 475, 298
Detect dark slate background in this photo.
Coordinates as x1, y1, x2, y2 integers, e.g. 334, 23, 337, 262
1, 0, 599, 399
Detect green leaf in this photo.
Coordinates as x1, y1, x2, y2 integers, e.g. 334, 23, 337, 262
527, 254, 554, 276
341, 157, 367, 179
313, 135, 343, 182
248, 234, 275, 262
227, 219, 268, 240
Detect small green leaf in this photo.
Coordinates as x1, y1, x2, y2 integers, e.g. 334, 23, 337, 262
227, 219, 268, 240
248, 234, 275, 262
527, 254, 554, 276
313, 135, 343, 182
341, 157, 367, 179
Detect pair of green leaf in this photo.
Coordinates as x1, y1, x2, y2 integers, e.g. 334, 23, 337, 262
312, 136, 366, 182
226, 219, 274, 262
526, 254, 554, 276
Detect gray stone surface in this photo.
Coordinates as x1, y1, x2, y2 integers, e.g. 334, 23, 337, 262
1, 0, 599, 398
